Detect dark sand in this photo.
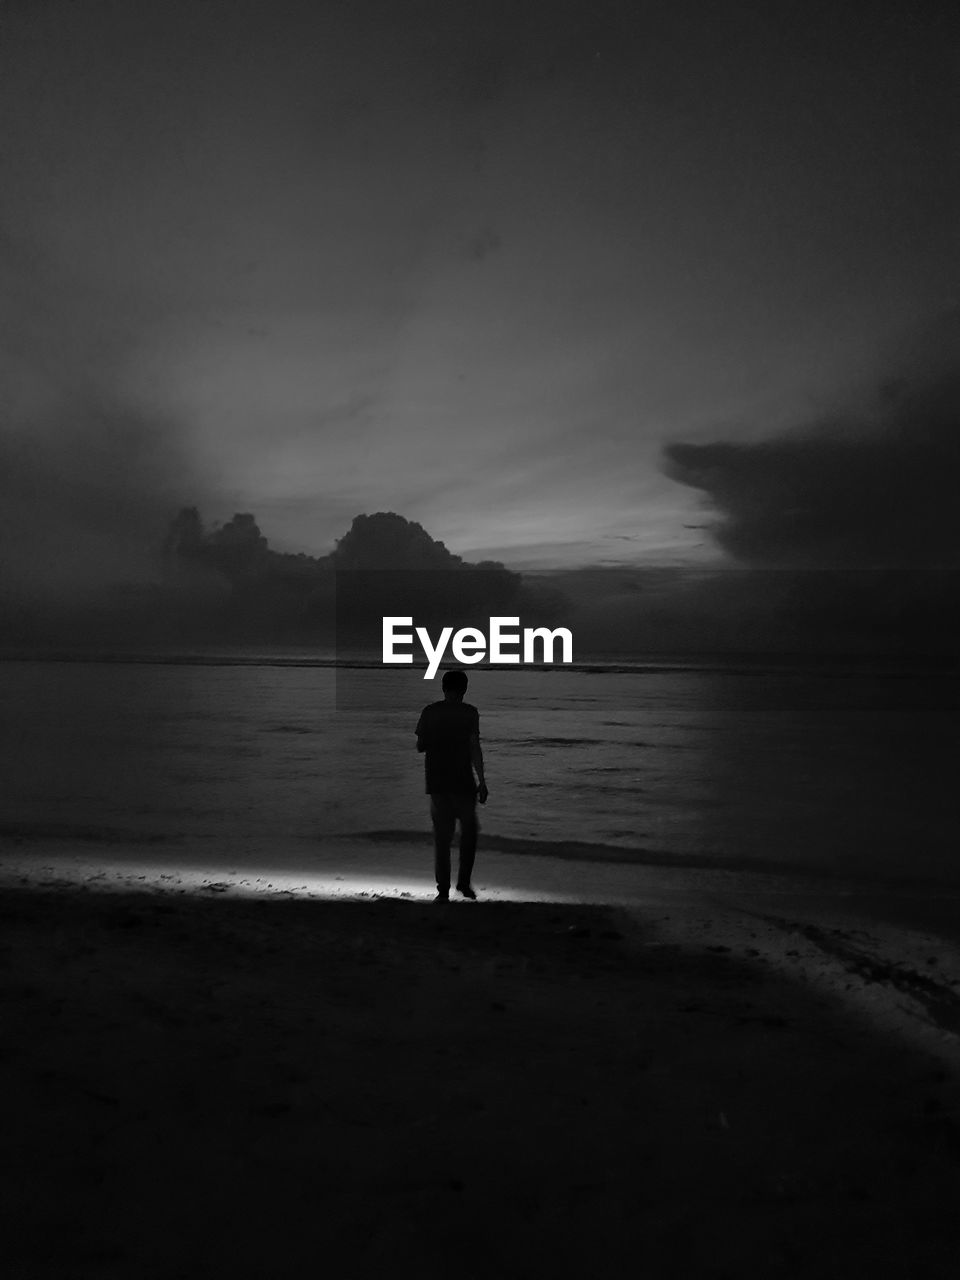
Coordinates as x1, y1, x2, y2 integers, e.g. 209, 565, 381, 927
3, 883, 960, 1279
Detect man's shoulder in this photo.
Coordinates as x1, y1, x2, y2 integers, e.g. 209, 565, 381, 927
453, 701, 479, 721
417, 700, 479, 727
419, 700, 478, 713
418, 701, 445, 717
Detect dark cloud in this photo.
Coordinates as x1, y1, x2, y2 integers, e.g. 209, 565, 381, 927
663, 311, 960, 569
156, 509, 533, 648
534, 564, 958, 660
0, 230, 202, 610
2, 404, 187, 591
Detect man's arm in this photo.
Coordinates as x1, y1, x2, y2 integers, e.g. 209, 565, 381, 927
469, 732, 488, 803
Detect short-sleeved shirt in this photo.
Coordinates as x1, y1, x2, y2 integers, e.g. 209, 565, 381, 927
415, 700, 479, 795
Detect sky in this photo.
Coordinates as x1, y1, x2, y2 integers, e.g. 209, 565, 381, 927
1, 0, 957, 582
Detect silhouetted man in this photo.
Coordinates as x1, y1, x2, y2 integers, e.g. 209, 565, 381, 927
415, 668, 488, 901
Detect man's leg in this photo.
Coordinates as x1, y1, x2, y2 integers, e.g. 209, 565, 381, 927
430, 794, 456, 895
454, 792, 479, 891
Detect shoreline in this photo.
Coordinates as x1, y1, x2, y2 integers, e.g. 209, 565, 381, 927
5, 839, 960, 1062
6, 819, 960, 893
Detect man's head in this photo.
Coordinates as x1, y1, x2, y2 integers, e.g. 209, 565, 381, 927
441, 668, 469, 701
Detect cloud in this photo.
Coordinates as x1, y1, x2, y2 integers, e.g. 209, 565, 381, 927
1, 407, 187, 593
0, 230, 201, 607
662, 310, 960, 569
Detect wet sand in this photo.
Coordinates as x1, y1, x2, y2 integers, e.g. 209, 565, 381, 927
3, 866, 960, 1278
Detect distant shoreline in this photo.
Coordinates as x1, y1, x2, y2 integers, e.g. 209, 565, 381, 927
1, 648, 955, 677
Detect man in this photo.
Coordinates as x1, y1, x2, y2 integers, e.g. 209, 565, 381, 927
415, 668, 488, 902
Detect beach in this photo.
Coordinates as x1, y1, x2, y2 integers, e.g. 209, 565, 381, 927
4, 848, 960, 1279
3, 659, 959, 1276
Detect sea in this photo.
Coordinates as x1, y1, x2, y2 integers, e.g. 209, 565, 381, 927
1, 654, 957, 891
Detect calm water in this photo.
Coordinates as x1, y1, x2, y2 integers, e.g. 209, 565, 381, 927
0, 659, 957, 886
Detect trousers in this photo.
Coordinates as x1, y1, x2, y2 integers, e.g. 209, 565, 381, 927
429, 791, 479, 892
